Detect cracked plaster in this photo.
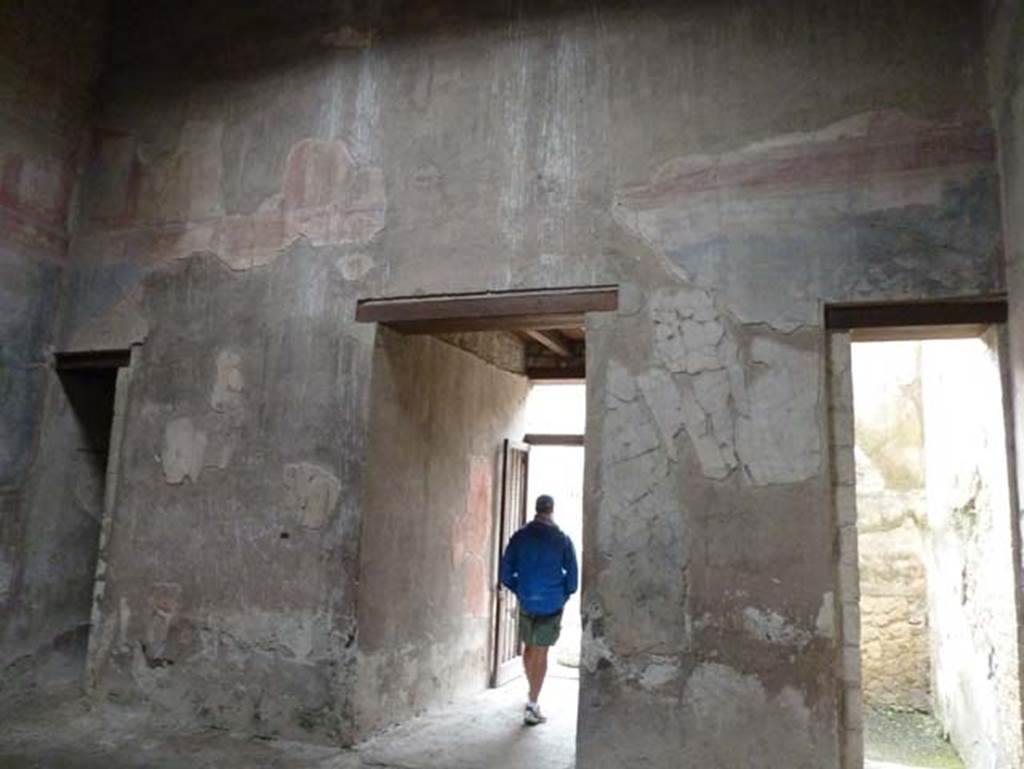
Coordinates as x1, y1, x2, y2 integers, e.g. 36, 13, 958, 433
622, 290, 821, 486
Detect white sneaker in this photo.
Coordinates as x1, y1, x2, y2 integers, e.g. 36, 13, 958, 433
524, 703, 547, 725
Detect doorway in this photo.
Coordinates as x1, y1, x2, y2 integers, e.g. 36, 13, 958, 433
523, 384, 586, 675
52, 350, 130, 684
827, 302, 1024, 769
492, 438, 530, 688
353, 287, 613, 768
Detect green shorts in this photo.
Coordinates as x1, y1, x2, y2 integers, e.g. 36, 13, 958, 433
519, 609, 563, 647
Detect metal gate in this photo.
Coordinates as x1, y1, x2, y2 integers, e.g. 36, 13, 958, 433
491, 439, 530, 687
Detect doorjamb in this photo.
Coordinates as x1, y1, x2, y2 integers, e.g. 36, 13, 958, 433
824, 296, 1022, 769
55, 348, 136, 689
354, 284, 618, 718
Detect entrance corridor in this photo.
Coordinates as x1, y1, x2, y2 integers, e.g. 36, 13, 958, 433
0, 675, 578, 769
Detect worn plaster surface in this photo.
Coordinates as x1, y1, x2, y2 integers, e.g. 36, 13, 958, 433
850, 338, 1024, 768
987, 3, 1024, 763
0, 0, 1013, 764
0, 0, 109, 694
920, 334, 1023, 769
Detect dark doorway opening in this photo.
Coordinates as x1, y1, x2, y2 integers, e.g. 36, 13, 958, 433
52, 350, 129, 679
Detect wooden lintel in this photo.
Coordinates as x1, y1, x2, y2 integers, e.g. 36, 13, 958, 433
522, 329, 572, 357
825, 297, 1006, 331
356, 286, 618, 329
524, 433, 585, 446
390, 313, 585, 335
55, 350, 131, 370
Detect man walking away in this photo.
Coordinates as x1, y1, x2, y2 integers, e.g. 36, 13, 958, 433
499, 494, 578, 726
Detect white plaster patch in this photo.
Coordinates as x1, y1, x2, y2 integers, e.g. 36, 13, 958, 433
118, 596, 132, 647
0, 555, 12, 603
580, 625, 615, 675
145, 583, 182, 659
741, 607, 812, 647
210, 350, 244, 412
283, 462, 341, 529
339, 252, 374, 281
638, 661, 680, 689
603, 403, 671, 505
735, 336, 821, 484
161, 417, 208, 484
816, 591, 836, 639
681, 663, 819, 766
606, 360, 638, 403
604, 399, 660, 465
197, 609, 320, 661
685, 368, 741, 479
636, 368, 686, 462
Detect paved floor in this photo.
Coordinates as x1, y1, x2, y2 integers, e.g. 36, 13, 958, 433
360, 671, 577, 769
864, 707, 964, 769
0, 672, 578, 769
4, 676, 962, 769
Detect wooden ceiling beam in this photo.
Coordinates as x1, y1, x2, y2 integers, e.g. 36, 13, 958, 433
387, 314, 585, 334
522, 329, 572, 357
526, 359, 586, 381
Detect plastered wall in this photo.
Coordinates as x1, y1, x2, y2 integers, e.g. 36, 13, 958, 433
987, 3, 1024, 761
355, 329, 529, 736
0, 0, 108, 693
0, 0, 1009, 762
921, 333, 1024, 769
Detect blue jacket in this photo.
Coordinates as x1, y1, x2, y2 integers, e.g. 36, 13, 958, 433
500, 518, 578, 616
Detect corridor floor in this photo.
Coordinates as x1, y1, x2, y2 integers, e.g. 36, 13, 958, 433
864, 706, 964, 769
0, 673, 578, 769
359, 671, 577, 769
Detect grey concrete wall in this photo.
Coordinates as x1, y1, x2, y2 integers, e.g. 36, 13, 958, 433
0, 1, 108, 692
48, 0, 1004, 759
920, 333, 1024, 769
355, 329, 529, 736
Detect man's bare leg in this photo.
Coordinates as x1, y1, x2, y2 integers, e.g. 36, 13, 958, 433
522, 645, 535, 697
523, 644, 549, 702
